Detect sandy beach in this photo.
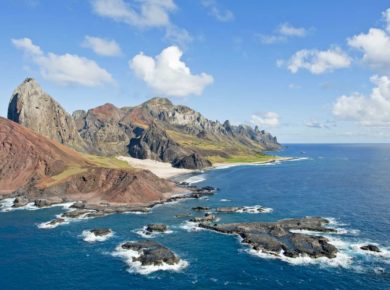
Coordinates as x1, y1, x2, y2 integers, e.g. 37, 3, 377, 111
117, 156, 194, 179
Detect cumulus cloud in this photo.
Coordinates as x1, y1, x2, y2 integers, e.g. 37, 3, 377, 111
201, 0, 234, 22
91, 0, 191, 45
82, 36, 121, 56
130, 46, 213, 97
285, 47, 351, 74
333, 75, 390, 126
12, 37, 113, 86
258, 23, 308, 44
348, 9, 390, 76
250, 112, 280, 127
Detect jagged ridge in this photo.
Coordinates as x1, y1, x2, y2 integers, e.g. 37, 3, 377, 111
8, 78, 280, 169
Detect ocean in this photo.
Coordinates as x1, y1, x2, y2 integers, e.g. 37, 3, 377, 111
0, 144, 389, 290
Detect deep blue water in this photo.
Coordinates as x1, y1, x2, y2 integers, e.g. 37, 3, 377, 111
1, 144, 390, 290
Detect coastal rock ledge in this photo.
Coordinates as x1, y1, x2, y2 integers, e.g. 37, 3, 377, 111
200, 217, 338, 259
121, 240, 180, 266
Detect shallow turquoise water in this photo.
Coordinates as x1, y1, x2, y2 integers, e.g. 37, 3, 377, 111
0, 144, 389, 289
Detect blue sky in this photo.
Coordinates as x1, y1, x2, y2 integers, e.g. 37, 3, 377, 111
1, 0, 390, 143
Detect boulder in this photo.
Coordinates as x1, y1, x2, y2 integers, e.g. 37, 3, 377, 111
90, 228, 111, 236
121, 240, 180, 266
360, 244, 381, 252
146, 224, 167, 233
12, 196, 29, 208
199, 217, 339, 259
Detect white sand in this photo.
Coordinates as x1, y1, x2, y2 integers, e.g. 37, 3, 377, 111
117, 156, 193, 179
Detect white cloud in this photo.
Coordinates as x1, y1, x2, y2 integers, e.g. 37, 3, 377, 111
12, 38, 43, 55
12, 37, 113, 86
305, 119, 332, 129
130, 46, 213, 97
278, 23, 307, 37
91, 0, 191, 45
286, 47, 351, 74
384, 8, 390, 33
82, 36, 121, 56
92, 0, 175, 27
201, 0, 234, 22
348, 26, 390, 75
250, 112, 280, 127
333, 75, 390, 126
258, 23, 308, 44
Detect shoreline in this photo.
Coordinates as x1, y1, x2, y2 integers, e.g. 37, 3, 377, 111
117, 155, 294, 181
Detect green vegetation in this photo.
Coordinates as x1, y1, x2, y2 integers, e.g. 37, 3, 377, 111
84, 154, 132, 169
39, 154, 133, 188
208, 154, 280, 164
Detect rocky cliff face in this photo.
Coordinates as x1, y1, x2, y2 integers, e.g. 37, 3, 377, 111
8, 78, 90, 153
8, 79, 280, 170
0, 117, 175, 205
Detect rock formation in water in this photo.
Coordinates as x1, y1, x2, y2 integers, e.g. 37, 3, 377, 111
200, 217, 338, 259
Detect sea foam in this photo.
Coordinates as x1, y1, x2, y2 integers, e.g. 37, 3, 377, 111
134, 226, 173, 238
81, 230, 114, 243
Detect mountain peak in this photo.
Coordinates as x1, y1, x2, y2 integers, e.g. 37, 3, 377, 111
143, 97, 173, 107
8, 78, 89, 153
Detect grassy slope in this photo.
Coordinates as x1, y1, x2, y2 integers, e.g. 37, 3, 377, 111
166, 129, 278, 164
40, 154, 134, 188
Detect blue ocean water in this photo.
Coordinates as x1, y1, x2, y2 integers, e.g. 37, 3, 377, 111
0, 144, 390, 290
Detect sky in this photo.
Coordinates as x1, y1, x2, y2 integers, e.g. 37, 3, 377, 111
1, 0, 390, 143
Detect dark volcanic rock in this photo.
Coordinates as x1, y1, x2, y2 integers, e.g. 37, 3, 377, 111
90, 228, 112, 236
360, 244, 381, 252
146, 224, 167, 233
48, 218, 65, 226
12, 196, 29, 208
34, 197, 64, 208
216, 207, 241, 213
62, 209, 91, 218
192, 206, 210, 211
200, 217, 338, 259
172, 153, 212, 169
121, 240, 180, 266
190, 213, 216, 223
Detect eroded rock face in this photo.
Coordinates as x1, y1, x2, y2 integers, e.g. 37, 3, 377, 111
200, 217, 338, 259
8, 78, 89, 153
12, 196, 29, 208
146, 224, 167, 233
360, 244, 381, 252
121, 240, 180, 266
90, 228, 112, 236
34, 197, 64, 208
172, 153, 212, 169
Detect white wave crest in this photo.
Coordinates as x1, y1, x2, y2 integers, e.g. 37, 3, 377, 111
184, 175, 206, 184
246, 248, 352, 268
286, 157, 311, 162
81, 230, 114, 243
37, 210, 93, 229
0, 198, 76, 213
180, 221, 204, 232
236, 205, 273, 214
112, 244, 188, 275
135, 226, 173, 238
